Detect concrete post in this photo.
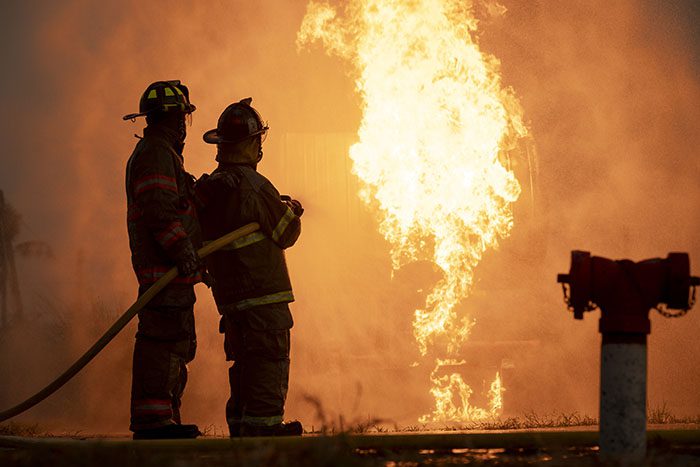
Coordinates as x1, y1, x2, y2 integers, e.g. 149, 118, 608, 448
599, 334, 647, 462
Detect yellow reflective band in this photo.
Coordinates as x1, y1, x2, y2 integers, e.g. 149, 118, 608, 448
173, 86, 183, 95
161, 103, 186, 112
164, 87, 175, 96
271, 207, 295, 243
238, 415, 283, 426
147, 89, 157, 99
235, 290, 294, 311
204, 231, 266, 251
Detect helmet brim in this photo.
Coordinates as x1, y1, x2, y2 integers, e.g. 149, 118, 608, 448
203, 127, 269, 145
203, 129, 224, 144
203, 129, 259, 144
122, 111, 148, 121
123, 103, 196, 122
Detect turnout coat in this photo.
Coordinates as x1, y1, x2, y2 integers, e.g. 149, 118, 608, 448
125, 125, 202, 286
198, 164, 301, 313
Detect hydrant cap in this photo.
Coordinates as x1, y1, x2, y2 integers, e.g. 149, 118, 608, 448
664, 253, 692, 310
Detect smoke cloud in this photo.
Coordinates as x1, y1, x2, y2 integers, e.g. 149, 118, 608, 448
0, 0, 698, 433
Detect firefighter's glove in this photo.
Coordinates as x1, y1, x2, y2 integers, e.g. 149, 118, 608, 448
283, 198, 304, 217
201, 271, 215, 289
173, 239, 201, 277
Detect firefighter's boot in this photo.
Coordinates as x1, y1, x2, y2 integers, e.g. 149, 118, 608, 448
233, 420, 303, 437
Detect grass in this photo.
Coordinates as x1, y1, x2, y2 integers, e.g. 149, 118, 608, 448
300, 392, 602, 435
304, 407, 700, 435
305, 410, 600, 434
336, 411, 599, 434
649, 402, 700, 425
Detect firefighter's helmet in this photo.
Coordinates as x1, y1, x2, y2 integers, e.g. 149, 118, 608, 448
203, 97, 268, 145
123, 80, 196, 121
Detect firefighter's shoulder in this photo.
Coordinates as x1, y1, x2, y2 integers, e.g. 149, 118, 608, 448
133, 139, 181, 171
237, 166, 274, 194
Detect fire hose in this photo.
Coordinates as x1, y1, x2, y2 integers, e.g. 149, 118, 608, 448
0, 222, 260, 423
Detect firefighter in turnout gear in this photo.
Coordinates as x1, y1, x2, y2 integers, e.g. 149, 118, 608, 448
198, 98, 304, 437
123, 80, 203, 439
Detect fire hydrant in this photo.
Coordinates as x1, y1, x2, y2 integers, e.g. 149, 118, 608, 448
557, 251, 698, 463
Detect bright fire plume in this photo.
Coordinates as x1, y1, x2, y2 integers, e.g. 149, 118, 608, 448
298, 0, 528, 422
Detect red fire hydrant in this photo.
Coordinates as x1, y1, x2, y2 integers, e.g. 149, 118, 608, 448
557, 251, 698, 462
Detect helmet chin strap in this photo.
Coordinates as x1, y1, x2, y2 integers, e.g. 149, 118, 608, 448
177, 115, 187, 142
255, 134, 264, 162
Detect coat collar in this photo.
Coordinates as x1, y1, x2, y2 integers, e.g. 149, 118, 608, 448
143, 124, 185, 156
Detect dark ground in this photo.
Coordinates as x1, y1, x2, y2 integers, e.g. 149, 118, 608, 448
1, 429, 699, 466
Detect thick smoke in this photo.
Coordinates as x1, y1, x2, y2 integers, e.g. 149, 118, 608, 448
0, 0, 698, 433
476, 0, 700, 417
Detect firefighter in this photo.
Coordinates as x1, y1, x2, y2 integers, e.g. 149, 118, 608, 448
197, 98, 304, 437
123, 80, 204, 439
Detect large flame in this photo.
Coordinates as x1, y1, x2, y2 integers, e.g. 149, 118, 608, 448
298, 0, 527, 423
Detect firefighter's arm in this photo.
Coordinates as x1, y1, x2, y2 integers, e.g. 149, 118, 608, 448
131, 147, 198, 274
246, 183, 301, 249
193, 171, 240, 210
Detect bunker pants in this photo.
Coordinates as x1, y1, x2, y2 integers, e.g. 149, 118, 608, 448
130, 284, 196, 432
220, 302, 293, 430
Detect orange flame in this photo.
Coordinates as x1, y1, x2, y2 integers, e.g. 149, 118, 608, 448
299, 0, 528, 423
420, 361, 505, 423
